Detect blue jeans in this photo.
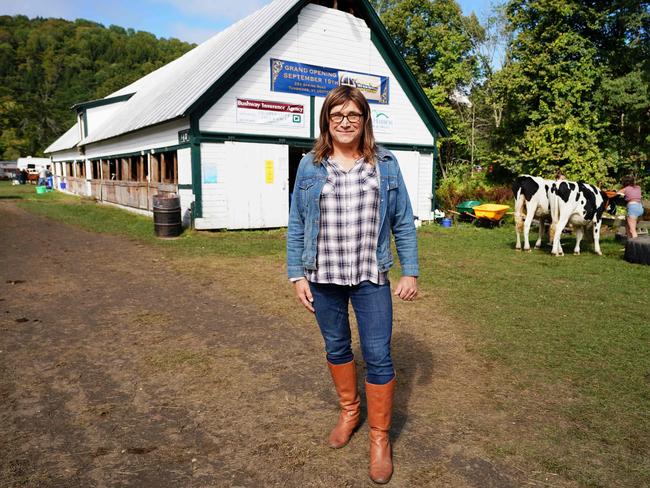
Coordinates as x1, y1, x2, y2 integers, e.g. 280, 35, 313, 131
310, 280, 395, 385
627, 202, 644, 218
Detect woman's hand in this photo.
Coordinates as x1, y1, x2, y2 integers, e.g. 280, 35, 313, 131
293, 279, 315, 313
394, 276, 418, 301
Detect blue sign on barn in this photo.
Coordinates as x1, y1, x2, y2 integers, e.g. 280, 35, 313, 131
270, 58, 389, 104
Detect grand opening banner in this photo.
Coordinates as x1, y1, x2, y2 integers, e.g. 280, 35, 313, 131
270, 58, 389, 104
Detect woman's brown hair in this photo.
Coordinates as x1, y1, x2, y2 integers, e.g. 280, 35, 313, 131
312, 85, 377, 164
622, 175, 636, 187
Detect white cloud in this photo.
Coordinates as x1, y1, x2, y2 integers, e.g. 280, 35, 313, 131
153, 0, 267, 22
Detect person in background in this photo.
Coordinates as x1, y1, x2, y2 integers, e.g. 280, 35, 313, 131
287, 85, 419, 484
37, 166, 47, 186
19, 168, 28, 184
617, 175, 644, 239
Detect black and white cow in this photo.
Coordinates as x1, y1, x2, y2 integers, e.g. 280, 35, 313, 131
548, 180, 614, 256
512, 175, 554, 251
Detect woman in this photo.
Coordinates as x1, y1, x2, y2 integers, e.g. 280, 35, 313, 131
618, 175, 644, 239
287, 85, 419, 484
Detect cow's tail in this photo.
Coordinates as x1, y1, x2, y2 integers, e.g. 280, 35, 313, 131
512, 177, 526, 233
548, 182, 560, 242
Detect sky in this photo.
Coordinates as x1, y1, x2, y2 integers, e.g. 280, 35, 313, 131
1, 0, 497, 45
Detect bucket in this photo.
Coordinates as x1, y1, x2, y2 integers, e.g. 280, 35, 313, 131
153, 193, 182, 238
36, 186, 46, 194
60, 181, 66, 190
441, 218, 452, 228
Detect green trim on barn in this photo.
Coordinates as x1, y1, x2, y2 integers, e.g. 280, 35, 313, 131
376, 142, 436, 152
189, 114, 203, 218
72, 93, 134, 111
178, 184, 193, 190
432, 144, 440, 211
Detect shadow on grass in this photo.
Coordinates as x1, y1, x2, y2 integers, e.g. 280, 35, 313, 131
0, 195, 23, 200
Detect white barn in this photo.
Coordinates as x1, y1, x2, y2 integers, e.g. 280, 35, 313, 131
45, 0, 449, 229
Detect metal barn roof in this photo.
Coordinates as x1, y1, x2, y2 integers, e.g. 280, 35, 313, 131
81, 0, 300, 145
44, 122, 80, 153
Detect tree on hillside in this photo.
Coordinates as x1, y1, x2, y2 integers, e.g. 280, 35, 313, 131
0, 16, 194, 158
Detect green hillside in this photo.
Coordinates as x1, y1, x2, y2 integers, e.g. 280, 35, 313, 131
0, 15, 194, 158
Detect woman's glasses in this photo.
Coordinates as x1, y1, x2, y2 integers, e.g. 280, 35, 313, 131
329, 112, 363, 124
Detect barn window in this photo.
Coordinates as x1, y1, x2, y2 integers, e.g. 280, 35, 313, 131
128, 155, 147, 182
130, 156, 139, 181
151, 150, 178, 184
92, 160, 101, 179
120, 158, 128, 181
109, 159, 117, 180
75, 161, 85, 178
163, 151, 177, 183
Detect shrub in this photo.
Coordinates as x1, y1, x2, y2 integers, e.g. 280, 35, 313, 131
436, 162, 513, 210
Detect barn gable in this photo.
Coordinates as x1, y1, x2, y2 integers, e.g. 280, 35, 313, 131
199, 3, 435, 147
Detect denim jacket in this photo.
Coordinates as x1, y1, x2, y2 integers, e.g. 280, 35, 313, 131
287, 146, 419, 280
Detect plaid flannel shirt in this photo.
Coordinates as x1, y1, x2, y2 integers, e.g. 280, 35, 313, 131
306, 157, 386, 285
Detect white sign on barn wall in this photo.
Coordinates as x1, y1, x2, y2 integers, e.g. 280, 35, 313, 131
371, 109, 395, 133
236, 98, 305, 127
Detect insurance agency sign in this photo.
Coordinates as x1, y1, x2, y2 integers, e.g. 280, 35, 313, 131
236, 98, 305, 127
270, 58, 389, 104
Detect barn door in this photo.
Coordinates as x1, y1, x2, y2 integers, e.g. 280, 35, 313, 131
225, 142, 289, 229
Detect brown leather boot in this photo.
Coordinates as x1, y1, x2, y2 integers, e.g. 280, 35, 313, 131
327, 360, 361, 448
366, 378, 396, 484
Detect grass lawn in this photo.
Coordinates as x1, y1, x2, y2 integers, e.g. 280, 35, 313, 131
0, 183, 286, 258
2, 181, 648, 487
417, 224, 649, 486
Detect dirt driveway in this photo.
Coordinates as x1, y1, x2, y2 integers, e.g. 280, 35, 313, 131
1, 203, 537, 487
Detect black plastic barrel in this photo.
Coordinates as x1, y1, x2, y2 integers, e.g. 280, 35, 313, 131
624, 234, 650, 265
153, 193, 182, 238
